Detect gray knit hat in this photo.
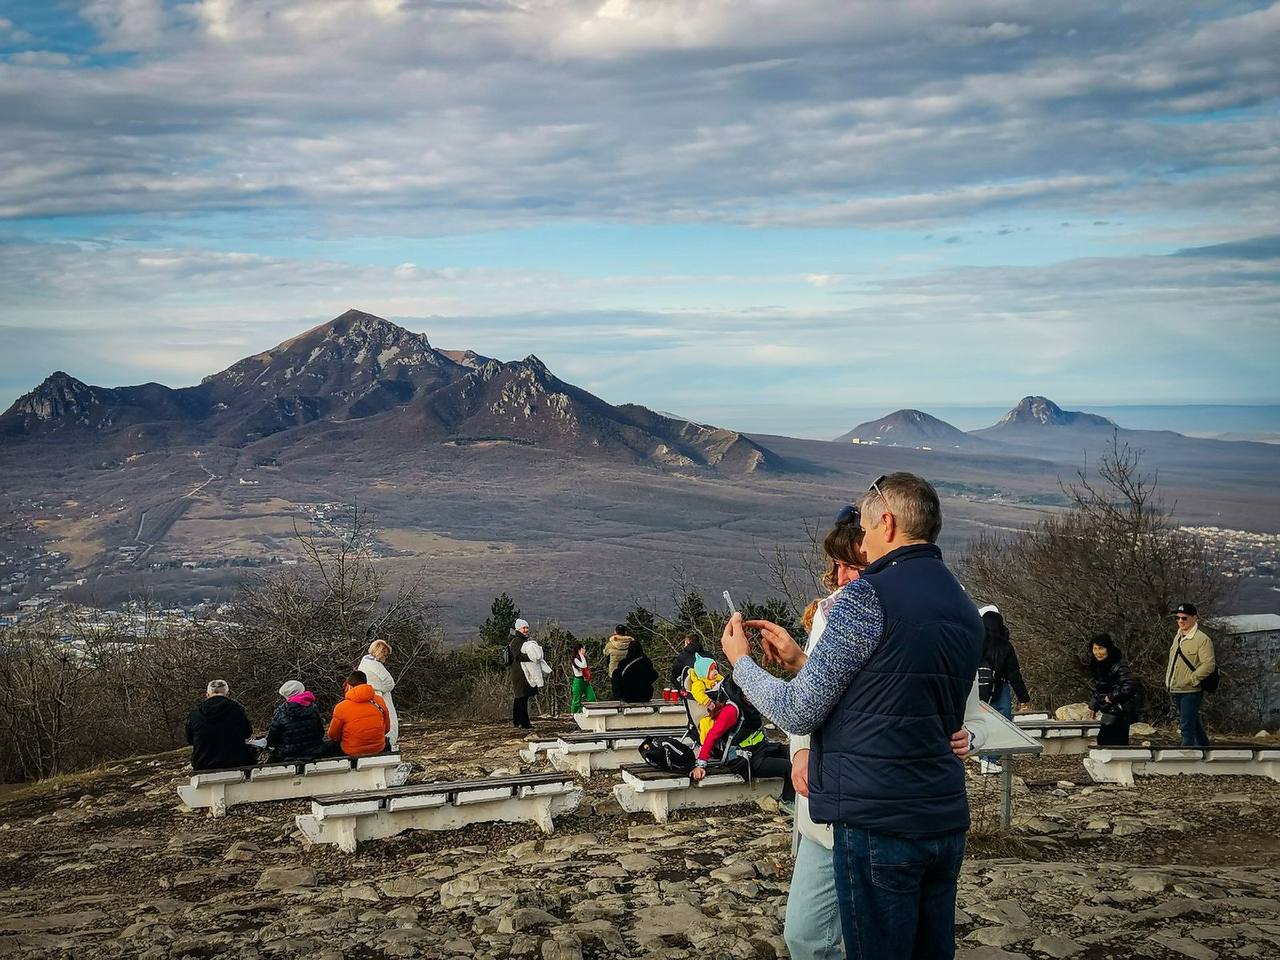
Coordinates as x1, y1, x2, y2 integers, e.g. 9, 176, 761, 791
278, 679, 305, 699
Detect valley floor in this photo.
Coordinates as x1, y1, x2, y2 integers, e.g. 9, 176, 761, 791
0, 718, 1277, 960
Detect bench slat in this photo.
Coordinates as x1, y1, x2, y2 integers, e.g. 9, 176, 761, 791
558, 726, 686, 745
312, 771, 573, 807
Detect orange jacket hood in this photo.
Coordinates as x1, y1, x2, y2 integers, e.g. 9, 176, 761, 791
344, 683, 376, 703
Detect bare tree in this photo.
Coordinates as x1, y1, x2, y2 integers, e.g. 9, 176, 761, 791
962, 435, 1234, 715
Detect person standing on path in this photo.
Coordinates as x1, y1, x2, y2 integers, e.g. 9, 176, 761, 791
358, 640, 398, 749
721, 473, 983, 960
975, 606, 1032, 775
569, 642, 598, 714
1166, 602, 1215, 746
509, 619, 536, 729
1087, 634, 1141, 746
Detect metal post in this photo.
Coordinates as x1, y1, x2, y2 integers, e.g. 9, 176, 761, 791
999, 754, 1013, 827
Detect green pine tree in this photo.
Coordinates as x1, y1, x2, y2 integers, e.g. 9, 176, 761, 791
479, 592, 520, 647
623, 605, 658, 644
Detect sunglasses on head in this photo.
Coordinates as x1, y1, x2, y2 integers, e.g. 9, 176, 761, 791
834, 504, 861, 525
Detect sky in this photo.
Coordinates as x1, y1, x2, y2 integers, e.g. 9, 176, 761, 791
1, 0, 1278, 439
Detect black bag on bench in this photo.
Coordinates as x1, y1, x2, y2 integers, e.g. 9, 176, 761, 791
639, 736, 697, 774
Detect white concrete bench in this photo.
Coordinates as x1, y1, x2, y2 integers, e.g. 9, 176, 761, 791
1013, 718, 1102, 755
178, 753, 409, 817
294, 771, 583, 852
613, 762, 783, 823
1083, 744, 1280, 787
575, 699, 696, 732
546, 727, 686, 777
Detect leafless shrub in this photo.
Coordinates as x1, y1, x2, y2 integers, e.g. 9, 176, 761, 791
961, 436, 1234, 717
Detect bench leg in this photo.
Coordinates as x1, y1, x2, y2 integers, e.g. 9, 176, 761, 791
549, 750, 593, 779
612, 782, 670, 823
208, 784, 228, 818
532, 798, 556, 836
1083, 757, 1134, 786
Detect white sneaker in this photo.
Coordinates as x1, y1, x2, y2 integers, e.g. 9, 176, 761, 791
980, 759, 1003, 775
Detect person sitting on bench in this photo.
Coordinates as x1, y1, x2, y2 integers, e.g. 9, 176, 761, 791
690, 666, 795, 806
323, 670, 391, 757
265, 679, 325, 762
186, 679, 256, 771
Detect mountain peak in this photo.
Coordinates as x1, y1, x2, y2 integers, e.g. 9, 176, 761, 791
995, 396, 1114, 429
834, 408, 980, 449
6, 371, 98, 422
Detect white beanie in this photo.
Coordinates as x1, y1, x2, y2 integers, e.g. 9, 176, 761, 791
279, 679, 305, 699
513, 619, 530, 631
977, 604, 999, 617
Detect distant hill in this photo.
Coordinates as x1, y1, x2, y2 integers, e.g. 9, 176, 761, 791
977, 396, 1115, 436
834, 409, 994, 452
0, 309, 775, 475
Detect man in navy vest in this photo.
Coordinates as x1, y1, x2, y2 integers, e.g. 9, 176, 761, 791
723, 472, 983, 960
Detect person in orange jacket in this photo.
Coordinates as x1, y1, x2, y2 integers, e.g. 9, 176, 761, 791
322, 670, 391, 757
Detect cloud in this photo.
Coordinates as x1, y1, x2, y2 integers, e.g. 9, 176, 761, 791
0, 2, 1274, 230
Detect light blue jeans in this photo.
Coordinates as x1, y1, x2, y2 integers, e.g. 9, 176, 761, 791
980, 684, 1012, 764
785, 834, 845, 960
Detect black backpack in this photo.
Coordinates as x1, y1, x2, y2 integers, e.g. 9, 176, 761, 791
639, 736, 697, 775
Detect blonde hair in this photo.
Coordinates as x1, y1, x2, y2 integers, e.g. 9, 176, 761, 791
802, 599, 820, 634
368, 639, 392, 658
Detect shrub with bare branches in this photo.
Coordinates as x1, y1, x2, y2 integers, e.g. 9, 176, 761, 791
961, 436, 1234, 716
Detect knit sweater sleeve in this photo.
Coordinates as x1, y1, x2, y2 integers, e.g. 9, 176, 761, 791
732, 578, 885, 736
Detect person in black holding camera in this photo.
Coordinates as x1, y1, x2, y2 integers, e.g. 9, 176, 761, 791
1087, 633, 1141, 746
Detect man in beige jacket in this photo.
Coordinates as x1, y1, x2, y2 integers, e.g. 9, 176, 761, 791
1166, 602, 1215, 746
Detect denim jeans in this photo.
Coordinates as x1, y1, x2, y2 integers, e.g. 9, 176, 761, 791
785, 834, 844, 960
1172, 691, 1210, 746
980, 684, 1012, 764
833, 825, 967, 960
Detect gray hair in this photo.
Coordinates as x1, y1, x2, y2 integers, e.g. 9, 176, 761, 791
206, 679, 230, 697
859, 472, 943, 543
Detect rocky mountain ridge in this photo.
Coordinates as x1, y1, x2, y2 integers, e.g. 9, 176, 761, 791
0, 310, 773, 475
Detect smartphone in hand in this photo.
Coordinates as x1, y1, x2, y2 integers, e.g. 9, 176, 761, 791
723, 590, 738, 615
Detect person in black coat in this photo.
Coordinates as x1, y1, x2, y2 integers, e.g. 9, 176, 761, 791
669, 634, 705, 689
613, 638, 659, 702
185, 680, 256, 770
265, 680, 325, 762
977, 607, 1032, 773
1088, 633, 1141, 746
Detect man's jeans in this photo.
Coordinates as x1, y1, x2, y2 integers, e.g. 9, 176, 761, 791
785, 834, 844, 960
1173, 691, 1210, 746
980, 684, 1012, 764
833, 825, 967, 960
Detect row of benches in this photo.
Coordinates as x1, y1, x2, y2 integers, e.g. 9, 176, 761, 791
178, 700, 1278, 853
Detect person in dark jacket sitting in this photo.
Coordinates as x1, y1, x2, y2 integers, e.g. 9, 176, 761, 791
186, 679, 256, 770
265, 679, 325, 762
612, 638, 659, 702
669, 634, 706, 689
1088, 633, 1141, 746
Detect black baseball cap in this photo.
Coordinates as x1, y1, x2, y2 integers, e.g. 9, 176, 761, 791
1175, 603, 1197, 616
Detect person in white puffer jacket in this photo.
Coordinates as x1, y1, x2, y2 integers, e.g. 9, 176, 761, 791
358, 640, 398, 749
781, 508, 1002, 960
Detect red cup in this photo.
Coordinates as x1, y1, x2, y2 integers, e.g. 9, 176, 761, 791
663, 688, 675, 703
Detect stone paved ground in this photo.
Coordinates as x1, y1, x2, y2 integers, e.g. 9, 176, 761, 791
1, 718, 1277, 959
